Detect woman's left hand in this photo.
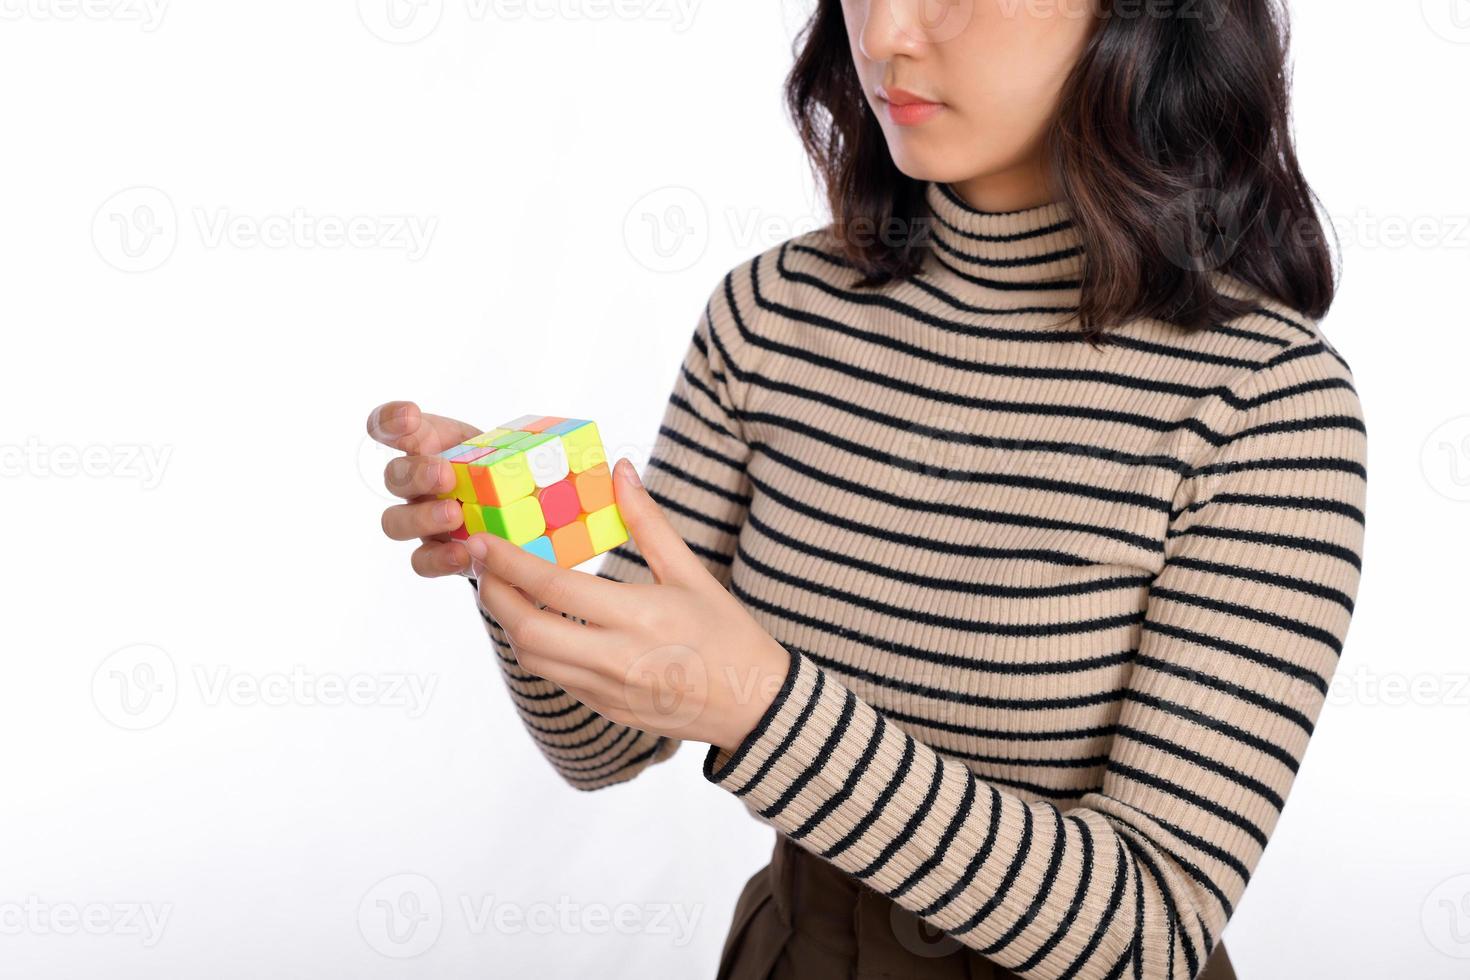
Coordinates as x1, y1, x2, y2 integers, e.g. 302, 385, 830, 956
465, 458, 790, 753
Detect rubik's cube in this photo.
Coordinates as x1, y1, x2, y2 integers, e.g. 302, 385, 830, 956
439, 415, 628, 568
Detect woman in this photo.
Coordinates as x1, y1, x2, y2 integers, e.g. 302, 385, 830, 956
368, 0, 1364, 977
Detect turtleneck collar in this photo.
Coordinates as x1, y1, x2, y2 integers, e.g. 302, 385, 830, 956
922, 181, 1084, 289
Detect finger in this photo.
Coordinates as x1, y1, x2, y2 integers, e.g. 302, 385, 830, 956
410, 540, 469, 578
503, 637, 617, 702
382, 498, 464, 541
466, 532, 627, 626
384, 455, 456, 500
477, 571, 608, 668
366, 401, 482, 455
611, 458, 702, 586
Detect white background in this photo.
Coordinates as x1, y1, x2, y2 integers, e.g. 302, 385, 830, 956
2, 1, 1468, 977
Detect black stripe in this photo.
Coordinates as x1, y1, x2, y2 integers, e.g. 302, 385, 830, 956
881, 703, 1119, 743
980, 806, 1070, 956
744, 269, 1244, 441
1187, 454, 1367, 481
792, 242, 1078, 317
755, 248, 1242, 399
1172, 492, 1366, 525
753, 442, 1163, 552
1142, 620, 1330, 694
1114, 725, 1285, 809
1101, 807, 1236, 916
1233, 412, 1367, 440
668, 386, 741, 447
1167, 556, 1355, 612
856, 752, 946, 880
760, 687, 857, 822
791, 711, 888, 841
1129, 712, 1308, 804
918, 784, 1004, 918
742, 408, 1174, 512
984, 774, 1098, 800
784, 242, 1084, 326
930, 226, 1085, 268
747, 469, 1104, 566
1212, 322, 1291, 348
1236, 376, 1356, 411
776, 617, 1140, 693
1015, 816, 1094, 973
656, 419, 745, 474
559, 739, 666, 786
933, 248, 1083, 292
936, 183, 1075, 235
607, 539, 729, 572
1114, 826, 1199, 977
1150, 586, 1344, 654
1057, 834, 1130, 979
1124, 678, 1312, 752
1111, 799, 1254, 886
646, 453, 750, 508
552, 727, 641, 773
736, 546, 1147, 641
1173, 524, 1363, 569
734, 668, 826, 799
647, 486, 741, 537
954, 801, 1037, 934
745, 509, 1154, 598
703, 355, 1200, 473
889, 769, 978, 901
822, 737, 918, 860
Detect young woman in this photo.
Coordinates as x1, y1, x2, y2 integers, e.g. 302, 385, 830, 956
369, 1, 1364, 977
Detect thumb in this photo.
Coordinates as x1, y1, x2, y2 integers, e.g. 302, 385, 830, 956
611, 458, 701, 585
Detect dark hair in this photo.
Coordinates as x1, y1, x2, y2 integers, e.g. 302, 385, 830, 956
785, 0, 1335, 334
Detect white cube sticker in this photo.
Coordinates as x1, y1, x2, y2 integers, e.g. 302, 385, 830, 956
526, 437, 570, 488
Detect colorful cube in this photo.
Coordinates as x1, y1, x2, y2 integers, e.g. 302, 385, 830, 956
440, 416, 628, 567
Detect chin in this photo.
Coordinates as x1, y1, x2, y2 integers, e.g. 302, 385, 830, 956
885, 142, 1006, 188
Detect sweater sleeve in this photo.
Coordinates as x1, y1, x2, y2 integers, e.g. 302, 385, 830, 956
702, 340, 1366, 979
476, 268, 757, 791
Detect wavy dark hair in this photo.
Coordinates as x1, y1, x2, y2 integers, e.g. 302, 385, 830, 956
786, 0, 1335, 334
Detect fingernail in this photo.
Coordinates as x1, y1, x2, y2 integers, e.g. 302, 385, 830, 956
618, 458, 642, 488
466, 534, 488, 560
441, 500, 461, 523
387, 458, 410, 486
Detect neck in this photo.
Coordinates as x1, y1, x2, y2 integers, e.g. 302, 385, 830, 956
947, 158, 1054, 214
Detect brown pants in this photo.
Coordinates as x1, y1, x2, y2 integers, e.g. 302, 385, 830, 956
717, 833, 1236, 980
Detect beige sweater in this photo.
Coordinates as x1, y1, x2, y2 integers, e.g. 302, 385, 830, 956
478, 181, 1366, 979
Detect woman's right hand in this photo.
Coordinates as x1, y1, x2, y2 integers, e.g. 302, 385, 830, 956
367, 400, 482, 578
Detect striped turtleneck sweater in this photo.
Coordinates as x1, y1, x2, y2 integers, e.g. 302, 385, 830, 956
477, 181, 1366, 980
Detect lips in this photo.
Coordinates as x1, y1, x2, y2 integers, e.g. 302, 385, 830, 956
877, 85, 944, 126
